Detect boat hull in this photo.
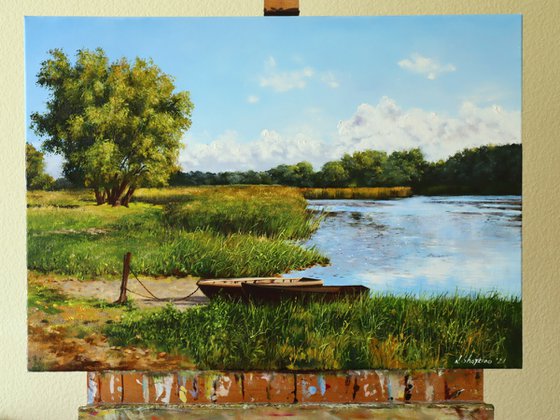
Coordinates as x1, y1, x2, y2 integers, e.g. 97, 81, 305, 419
241, 283, 370, 303
197, 277, 324, 299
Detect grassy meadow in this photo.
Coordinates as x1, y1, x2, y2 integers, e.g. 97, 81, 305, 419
105, 294, 521, 370
28, 185, 521, 370
27, 186, 327, 278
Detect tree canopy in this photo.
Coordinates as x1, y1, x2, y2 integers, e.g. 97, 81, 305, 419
31, 48, 193, 206
26, 143, 54, 190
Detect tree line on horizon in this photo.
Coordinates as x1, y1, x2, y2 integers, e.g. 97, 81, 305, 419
169, 144, 521, 195
27, 143, 521, 195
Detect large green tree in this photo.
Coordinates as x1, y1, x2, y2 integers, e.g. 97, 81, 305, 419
31, 48, 193, 206
26, 143, 54, 190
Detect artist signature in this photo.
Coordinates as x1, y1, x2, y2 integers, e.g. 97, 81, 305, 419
453, 355, 506, 366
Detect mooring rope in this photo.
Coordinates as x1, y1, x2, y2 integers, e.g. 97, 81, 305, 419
127, 266, 201, 302
125, 288, 156, 300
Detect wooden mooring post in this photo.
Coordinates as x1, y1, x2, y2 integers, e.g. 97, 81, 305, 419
114, 252, 132, 304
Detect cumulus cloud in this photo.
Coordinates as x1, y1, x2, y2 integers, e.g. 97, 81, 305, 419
336, 97, 519, 161
247, 95, 259, 104
180, 97, 520, 172
398, 53, 456, 80
180, 129, 326, 173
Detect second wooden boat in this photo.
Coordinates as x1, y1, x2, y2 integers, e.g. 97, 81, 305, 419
197, 277, 323, 299
241, 282, 370, 303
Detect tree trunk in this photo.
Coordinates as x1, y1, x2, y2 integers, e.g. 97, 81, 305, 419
107, 180, 130, 207
94, 188, 106, 205
121, 186, 136, 207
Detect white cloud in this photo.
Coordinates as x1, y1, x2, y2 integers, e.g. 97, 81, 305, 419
336, 97, 520, 161
398, 53, 456, 80
321, 72, 339, 88
258, 57, 340, 92
259, 64, 315, 92
265, 56, 276, 69
180, 97, 520, 173
247, 95, 259, 104
180, 129, 326, 173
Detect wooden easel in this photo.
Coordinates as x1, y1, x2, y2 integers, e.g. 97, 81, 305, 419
80, 3, 493, 418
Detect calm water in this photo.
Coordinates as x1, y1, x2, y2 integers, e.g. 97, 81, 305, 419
289, 196, 521, 297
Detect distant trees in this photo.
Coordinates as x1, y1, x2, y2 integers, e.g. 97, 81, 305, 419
169, 144, 521, 195
381, 148, 426, 187
317, 161, 349, 187
265, 161, 314, 187
340, 150, 387, 186
30, 48, 193, 206
418, 144, 521, 195
26, 143, 54, 190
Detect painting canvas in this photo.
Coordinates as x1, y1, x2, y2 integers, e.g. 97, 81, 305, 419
26, 16, 522, 371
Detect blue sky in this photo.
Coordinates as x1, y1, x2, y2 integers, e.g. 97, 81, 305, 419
25, 16, 521, 176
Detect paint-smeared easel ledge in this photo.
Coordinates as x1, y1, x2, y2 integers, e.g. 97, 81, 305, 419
265, 0, 299, 16
80, 403, 494, 419
86, 370, 483, 405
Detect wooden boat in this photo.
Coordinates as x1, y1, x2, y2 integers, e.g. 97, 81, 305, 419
241, 282, 370, 303
197, 277, 323, 299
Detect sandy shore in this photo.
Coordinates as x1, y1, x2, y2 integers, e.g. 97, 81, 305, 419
50, 274, 209, 308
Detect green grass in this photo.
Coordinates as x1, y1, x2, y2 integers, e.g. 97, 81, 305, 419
28, 283, 67, 314
163, 186, 322, 239
28, 281, 136, 313
104, 293, 522, 370
27, 190, 94, 208
300, 187, 412, 200
27, 187, 327, 278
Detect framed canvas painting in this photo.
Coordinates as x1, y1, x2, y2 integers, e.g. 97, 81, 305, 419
26, 15, 522, 371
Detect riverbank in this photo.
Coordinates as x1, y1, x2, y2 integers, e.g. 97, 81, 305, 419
27, 187, 327, 278
28, 271, 521, 370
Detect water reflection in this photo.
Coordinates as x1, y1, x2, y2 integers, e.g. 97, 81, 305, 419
290, 196, 522, 297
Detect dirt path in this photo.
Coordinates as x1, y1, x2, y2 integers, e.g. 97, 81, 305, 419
28, 272, 206, 370
52, 275, 209, 308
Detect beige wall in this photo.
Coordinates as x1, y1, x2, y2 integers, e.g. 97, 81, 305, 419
1, 1, 558, 419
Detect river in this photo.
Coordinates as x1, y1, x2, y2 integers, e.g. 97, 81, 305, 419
289, 196, 521, 297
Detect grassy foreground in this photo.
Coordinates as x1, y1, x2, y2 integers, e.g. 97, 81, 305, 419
27, 187, 327, 278
105, 294, 522, 370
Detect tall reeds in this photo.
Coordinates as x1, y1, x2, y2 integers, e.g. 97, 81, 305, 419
105, 293, 522, 369
300, 187, 412, 200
